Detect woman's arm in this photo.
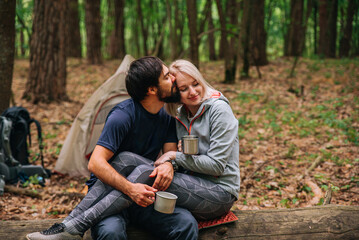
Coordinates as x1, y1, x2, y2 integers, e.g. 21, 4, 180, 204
175, 101, 238, 176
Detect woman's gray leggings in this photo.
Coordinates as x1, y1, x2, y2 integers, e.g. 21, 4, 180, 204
63, 152, 235, 234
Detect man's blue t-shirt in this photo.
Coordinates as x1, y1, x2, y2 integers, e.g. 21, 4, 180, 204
86, 99, 177, 188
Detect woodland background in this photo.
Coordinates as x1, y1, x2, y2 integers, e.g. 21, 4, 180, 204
0, 0, 358, 221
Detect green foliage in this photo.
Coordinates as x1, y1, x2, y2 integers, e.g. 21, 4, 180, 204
280, 198, 290, 208
301, 185, 312, 193
22, 174, 40, 187
48, 211, 59, 215
15, 0, 33, 57
12, 0, 359, 60
44, 133, 57, 139
265, 165, 279, 173
236, 91, 262, 103
285, 144, 297, 159
238, 115, 253, 138
238, 115, 253, 128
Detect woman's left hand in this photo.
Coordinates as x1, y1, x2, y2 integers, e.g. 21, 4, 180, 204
154, 151, 176, 167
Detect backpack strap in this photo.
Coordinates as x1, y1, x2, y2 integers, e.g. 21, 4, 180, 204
29, 118, 44, 168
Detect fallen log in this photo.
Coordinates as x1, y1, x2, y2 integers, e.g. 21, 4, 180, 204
4, 185, 42, 199
0, 205, 358, 240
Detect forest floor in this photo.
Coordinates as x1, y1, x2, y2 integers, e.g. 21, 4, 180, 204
1, 57, 358, 221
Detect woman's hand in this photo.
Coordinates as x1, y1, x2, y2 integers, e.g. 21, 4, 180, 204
154, 151, 176, 167
177, 140, 182, 152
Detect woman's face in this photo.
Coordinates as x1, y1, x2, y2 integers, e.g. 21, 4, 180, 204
175, 72, 204, 109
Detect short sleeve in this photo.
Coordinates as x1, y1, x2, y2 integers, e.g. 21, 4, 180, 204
96, 109, 132, 153
164, 117, 178, 143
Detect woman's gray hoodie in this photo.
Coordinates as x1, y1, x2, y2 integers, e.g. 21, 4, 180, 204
174, 92, 240, 199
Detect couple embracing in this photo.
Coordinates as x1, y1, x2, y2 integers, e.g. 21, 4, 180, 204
27, 57, 240, 240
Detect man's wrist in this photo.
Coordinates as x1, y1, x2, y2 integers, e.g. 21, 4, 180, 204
122, 181, 134, 196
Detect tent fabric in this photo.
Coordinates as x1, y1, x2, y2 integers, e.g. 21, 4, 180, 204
54, 55, 134, 177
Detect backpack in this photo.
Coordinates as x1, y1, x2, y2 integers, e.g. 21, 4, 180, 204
0, 108, 50, 194
1, 107, 44, 167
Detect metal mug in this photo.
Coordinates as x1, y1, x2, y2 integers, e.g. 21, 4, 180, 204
182, 135, 199, 155
154, 191, 178, 214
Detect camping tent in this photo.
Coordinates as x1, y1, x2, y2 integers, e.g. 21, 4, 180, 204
54, 55, 134, 177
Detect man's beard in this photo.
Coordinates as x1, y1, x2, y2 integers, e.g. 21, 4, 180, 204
157, 83, 181, 103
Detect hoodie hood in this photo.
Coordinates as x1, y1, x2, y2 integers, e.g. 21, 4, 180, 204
176, 91, 230, 134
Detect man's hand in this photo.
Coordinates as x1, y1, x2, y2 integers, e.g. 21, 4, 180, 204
149, 162, 174, 191
127, 183, 157, 207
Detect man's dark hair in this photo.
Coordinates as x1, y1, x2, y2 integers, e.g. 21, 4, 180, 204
125, 56, 164, 102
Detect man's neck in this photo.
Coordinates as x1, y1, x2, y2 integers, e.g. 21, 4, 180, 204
140, 96, 164, 114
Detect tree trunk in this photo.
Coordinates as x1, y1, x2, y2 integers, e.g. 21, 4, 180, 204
85, 0, 102, 64
241, 0, 252, 79
136, 0, 148, 56
109, 0, 125, 59
0, 0, 16, 114
1, 206, 358, 240
20, 29, 26, 56
285, 0, 301, 56
23, 0, 68, 103
207, 5, 216, 61
339, 0, 356, 57
353, 2, 359, 56
250, 0, 268, 66
135, 19, 141, 57
318, 0, 338, 58
186, 0, 199, 68
216, 0, 226, 60
215, 0, 237, 83
215, 0, 228, 59
313, 0, 318, 55
198, 0, 211, 35
224, 0, 239, 83
148, 2, 165, 59
66, 0, 82, 58
285, 0, 312, 56
166, 0, 176, 60
174, 0, 184, 58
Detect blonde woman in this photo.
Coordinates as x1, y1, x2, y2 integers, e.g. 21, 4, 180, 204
155, 59, 240, 220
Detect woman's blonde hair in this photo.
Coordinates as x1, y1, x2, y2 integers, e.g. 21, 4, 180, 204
165, 59, 216, 117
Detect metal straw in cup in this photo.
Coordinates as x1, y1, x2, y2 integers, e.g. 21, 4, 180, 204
181, 135, 199, 155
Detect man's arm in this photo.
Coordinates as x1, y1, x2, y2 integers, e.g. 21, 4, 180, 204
88, 145, 156, 207
163, 142, 177, 153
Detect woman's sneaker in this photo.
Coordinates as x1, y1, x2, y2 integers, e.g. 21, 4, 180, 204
26, 223, 82, 240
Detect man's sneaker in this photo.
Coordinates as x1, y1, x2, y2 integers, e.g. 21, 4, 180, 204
26, 223, 82, 240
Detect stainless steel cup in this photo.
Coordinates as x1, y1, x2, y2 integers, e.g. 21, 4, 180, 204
154, 191, 178, 214
182, 135, 199, 155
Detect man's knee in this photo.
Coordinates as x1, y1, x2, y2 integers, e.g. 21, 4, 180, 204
91, 215, 127, 240
171, 207, 199, 240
